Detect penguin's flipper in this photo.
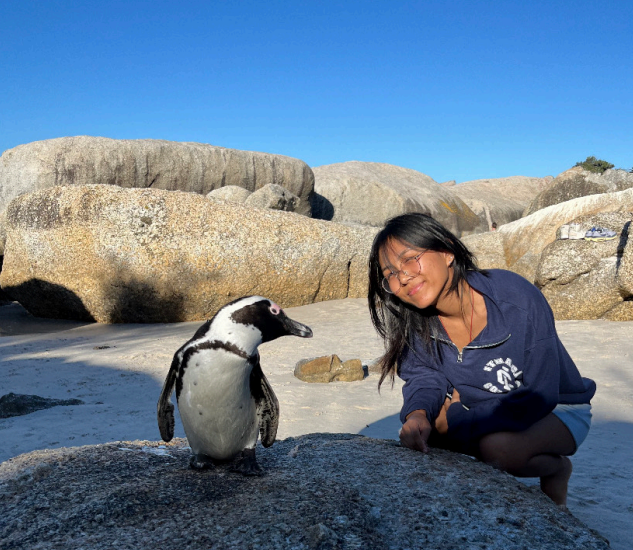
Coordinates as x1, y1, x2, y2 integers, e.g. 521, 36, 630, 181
157, 351, 181, 442
250, 354, 279, 448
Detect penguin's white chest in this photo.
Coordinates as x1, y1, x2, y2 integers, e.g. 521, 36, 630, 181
178, 348, 258, 460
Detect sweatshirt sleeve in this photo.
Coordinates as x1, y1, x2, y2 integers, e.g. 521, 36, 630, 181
445, 334, 563, 442
398, 344, 451, 425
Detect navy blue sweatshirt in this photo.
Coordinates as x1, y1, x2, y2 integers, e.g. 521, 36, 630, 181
398, 269, 596, 449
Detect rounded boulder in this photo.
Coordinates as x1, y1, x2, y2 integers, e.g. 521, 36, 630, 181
0, 185, 376, 323
311, 161, 485, 236
0, 136, 315, 254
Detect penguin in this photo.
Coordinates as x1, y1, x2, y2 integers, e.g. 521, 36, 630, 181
157, 296, 313, 475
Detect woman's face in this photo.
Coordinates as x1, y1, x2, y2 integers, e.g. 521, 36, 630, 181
378, 237, 454, 310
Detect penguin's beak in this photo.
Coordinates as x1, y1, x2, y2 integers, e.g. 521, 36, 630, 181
281, 316, 313, 338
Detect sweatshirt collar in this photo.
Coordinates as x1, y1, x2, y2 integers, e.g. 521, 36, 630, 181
463, 270, 511, 346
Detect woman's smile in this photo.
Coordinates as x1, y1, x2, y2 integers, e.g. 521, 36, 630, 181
406, 281, 424, 297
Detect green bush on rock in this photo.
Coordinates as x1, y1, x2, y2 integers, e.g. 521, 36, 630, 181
574, 156, 614, 174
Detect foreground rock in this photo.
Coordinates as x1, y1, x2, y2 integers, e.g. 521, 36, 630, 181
0, 136, 315, 254
449, 176, 552, 229
0, 434, 609, 550
311, 162, 485, 236
0, 185, 376, 323
525, 166, 633, 216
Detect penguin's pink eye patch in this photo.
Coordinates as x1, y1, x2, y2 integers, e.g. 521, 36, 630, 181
269, 303, 282, 315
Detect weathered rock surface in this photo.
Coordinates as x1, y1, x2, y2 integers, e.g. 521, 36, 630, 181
0, 434, 609, 550
463, 193, 633, 320
464, 187, 633, 283
0, 185, 377, 323
245, 183, 299, 211
534, 213, 632, 320
0, 251, 9, 304
294, 355, 364, 383
207, 184, 300, 212
450, 176, 552, 229
525, 166, 633, 216
461, 231, 508, 270
617, 221, 633, 298
0, 136, 315, 254
0, 208, 6, 257
206, 185, 252, 203
311, 162, 485, 236
0, 393, 84, 419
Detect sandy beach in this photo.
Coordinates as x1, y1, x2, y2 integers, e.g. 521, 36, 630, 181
1, 298, 632, 549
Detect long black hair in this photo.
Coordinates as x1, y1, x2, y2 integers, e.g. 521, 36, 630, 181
368, 213, 485, 388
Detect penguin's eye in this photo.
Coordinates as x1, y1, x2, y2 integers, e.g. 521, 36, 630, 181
269, 304, 281, 315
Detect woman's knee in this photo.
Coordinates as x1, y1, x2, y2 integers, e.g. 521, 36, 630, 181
478, 432, 528, 472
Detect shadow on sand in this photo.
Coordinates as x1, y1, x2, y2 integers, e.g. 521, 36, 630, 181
0, 269, 190, 325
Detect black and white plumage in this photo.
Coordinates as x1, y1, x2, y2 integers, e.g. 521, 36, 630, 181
157, 296, 312, 475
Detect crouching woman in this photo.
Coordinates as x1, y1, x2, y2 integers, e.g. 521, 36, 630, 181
368, 213, 595, 506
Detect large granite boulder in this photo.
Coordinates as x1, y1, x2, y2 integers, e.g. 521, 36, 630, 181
0, 434, 609, 550
0, 136, 315, 254
0, 185, 376, 323
534, 213, 632, 320
0, 252, 8, 304
461, 231, 508, 270
618, 222, 633, 299
245, 183, 299, 211
525, 166, 633, 216
450, 176, 552, 229
207, 184, 300, 212
464, 188, 633, 283
311, 162, 485, 236
206, 185, 252, 203
0, 208, 6, 257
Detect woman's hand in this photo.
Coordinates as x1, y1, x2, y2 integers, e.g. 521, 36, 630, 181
399, 410, 432, 453
435, 389, 461, 435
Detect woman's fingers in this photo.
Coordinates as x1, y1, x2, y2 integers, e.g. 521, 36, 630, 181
400, 425, 428, 452
400, 411, 432, 453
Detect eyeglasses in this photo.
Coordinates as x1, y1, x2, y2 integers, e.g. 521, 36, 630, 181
381, 251, 428, 294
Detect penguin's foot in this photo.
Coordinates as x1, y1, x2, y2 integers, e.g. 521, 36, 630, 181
230, 448, 264, 476
189, 454, 216, 470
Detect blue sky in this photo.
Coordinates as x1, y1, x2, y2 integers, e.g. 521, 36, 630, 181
2, 0, 631, 183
